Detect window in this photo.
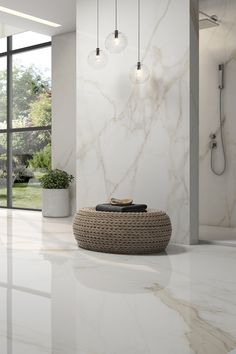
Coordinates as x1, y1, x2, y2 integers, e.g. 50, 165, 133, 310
0, 33, 51, 210
12, 31, 50, 50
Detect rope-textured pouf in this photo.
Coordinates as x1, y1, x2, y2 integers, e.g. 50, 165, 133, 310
73, 208, 172, 254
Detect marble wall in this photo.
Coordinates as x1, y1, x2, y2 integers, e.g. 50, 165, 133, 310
52, 32, 76, 213
76, 0, 199, 244
199, 0, 236, 227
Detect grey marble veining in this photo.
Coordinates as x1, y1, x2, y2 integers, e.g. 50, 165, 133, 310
199, 0, 236, 228
76, 0, 199, 244
1, 209, 236, 354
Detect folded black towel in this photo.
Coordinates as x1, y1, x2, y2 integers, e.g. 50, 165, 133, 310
96, 203, 147, 212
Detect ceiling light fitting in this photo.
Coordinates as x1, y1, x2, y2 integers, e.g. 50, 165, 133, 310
0, 6, 61, 27
87, 0, 108, 69
105, 0, 127, 54
129, 0, 150, 84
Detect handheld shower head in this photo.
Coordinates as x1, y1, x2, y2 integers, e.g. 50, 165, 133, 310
218, 64, 224, 90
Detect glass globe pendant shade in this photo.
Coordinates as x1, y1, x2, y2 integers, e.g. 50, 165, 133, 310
129, 62, 150, 84
87, 48, 108, 69
105, 29, 127, 53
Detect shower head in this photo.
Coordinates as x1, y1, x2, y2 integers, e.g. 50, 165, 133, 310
199, 11, 219, 30
199, 18, 219, 30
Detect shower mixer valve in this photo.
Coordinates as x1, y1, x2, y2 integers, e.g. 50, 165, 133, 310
209, 133, 217, 149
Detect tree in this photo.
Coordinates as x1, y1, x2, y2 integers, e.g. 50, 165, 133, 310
0, 64, 51, 127
29, 93, 51, 127
0, 63, 52, 173
13, 65, 51, 126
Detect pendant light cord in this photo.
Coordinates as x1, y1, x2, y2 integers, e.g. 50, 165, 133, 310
138, 0, 141, 63
97, 0, 99, 48
115, 0, 118, 30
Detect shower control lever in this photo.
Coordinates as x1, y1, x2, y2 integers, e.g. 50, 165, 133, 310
209, 133, 217, 149
210, 133, 216, 139
210, 140, 217, 149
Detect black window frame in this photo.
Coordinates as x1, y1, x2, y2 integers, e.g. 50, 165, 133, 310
0, 35, 52, 211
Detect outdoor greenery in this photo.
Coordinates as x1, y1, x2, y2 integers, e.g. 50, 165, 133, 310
0, 59, 52, 209
0, 184, 42, 209
30, 92, 51, 127
0, 65, 51, 126
29, 143, 51, 171
40, 169, 74, 189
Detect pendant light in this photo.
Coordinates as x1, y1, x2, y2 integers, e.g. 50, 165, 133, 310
105, 0, 127, 54
88, 0, 108, 69
129, 0, 150, 84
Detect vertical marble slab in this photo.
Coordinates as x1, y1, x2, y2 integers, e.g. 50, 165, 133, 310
199, 0, 236, 228
52, 32, 77, 214
76, 0, 199, 244
190, 0, 199, 244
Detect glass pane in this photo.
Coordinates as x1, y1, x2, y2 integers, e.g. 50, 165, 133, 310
0, 133, 7, 207
0, 57, 7, 129
12, 46, 51, 129
0, 37, 7, 53
13, 31, 51, 50
12, 130, 51, 209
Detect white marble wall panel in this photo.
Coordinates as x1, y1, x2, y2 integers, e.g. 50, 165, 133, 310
77, 0, 198, 244
52, 32, 76, 214
199, 0, 236, 227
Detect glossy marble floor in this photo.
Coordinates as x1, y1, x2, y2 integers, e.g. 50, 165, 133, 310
1, 209, 236, 354
200, 225, 236, 247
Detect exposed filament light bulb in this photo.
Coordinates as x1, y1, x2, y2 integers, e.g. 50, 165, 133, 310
105, 1, 127, 54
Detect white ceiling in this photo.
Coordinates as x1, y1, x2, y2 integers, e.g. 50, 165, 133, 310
0, 23, 23, 38
0, 0, 76, 37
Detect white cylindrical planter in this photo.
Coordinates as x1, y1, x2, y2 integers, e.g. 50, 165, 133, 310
42, 189, 70, 217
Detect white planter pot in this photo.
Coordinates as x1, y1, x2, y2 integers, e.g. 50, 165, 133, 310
42, 189, 70, 218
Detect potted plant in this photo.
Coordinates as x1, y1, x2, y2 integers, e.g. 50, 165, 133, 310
40, 169, 74, 217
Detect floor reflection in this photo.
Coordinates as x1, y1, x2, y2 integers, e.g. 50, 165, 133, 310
72, 249, 173, 294
2, 210, 236, 354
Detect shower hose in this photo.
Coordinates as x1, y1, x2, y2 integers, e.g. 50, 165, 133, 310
211, 88, 226, 176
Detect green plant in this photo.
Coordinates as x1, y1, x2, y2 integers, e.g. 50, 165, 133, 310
40, 169, 74, 189
29, 144, 51, 171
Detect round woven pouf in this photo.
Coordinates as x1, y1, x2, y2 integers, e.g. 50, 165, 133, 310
73, 208, 172, 254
